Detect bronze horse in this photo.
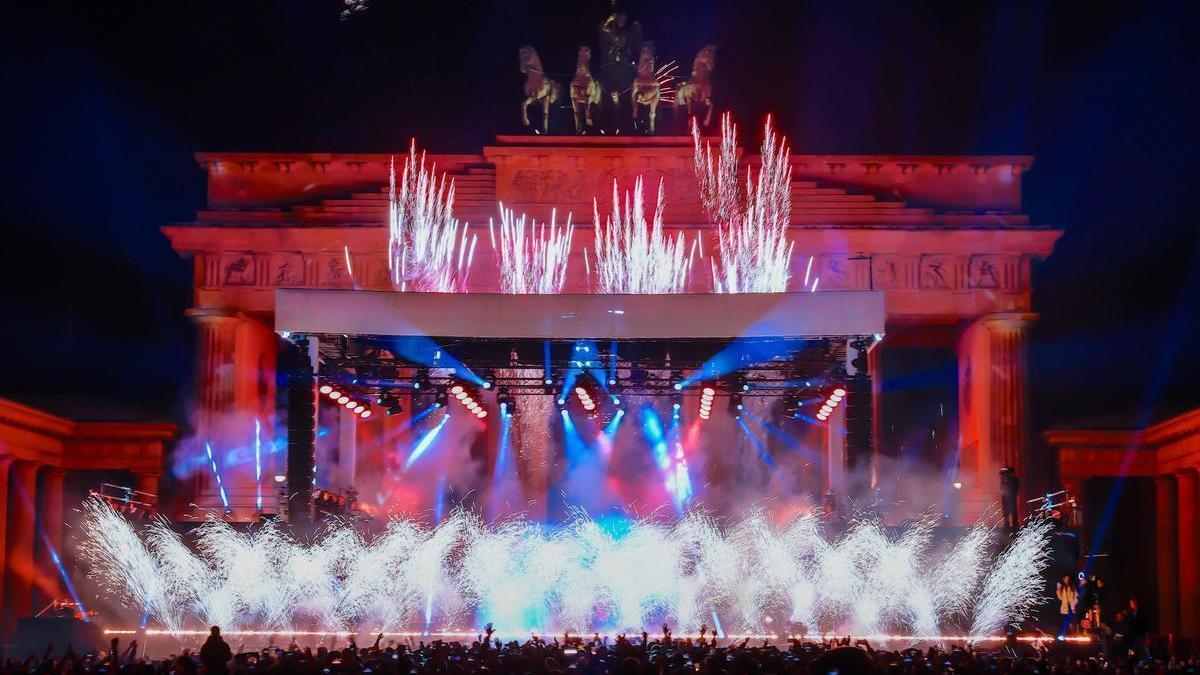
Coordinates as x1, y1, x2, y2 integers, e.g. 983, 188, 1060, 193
632, 44, 661, 133
519, 46, 563, 134
676, 44, 716, 127
570, 46, 602, 132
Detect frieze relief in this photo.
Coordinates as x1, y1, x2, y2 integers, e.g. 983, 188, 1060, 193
919, 255, 963, 290
815, 254, 870, 290
219, 253, 254, 286
269, 253, 305, 287
316, 254, 352, 288
365, 256, 393, 290
968, 254, 1019, 290
201, 251, 1023, 294
870, 255, 917, 290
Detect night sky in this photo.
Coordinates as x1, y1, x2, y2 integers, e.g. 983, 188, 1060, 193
1, 1, 1196, 438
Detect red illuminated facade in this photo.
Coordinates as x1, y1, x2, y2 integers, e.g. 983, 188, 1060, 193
162, 135, 1062, 524
0, 397, 174, 639
1047, 409, 1200, 640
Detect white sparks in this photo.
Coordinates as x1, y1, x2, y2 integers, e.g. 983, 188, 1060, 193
83, 501, 1050, 639
968, 516, 1053, 641
693, 115, 794, 293
488, 204, 575, 294
388, 142, 476, 293
591, 177, 692, 294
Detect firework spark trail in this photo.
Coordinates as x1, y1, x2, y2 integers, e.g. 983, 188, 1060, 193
591, 178, 692, 294
488, 204, 575, 294
968, 516, 1053, 641
693, 115, 794, 293
388, 143, 476, 293
82, 500, 1049, 638
656, 61, 680, 105
931, 519, 993, 621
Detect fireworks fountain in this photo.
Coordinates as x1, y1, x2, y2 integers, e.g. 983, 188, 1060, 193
693, 115, 795, 293
590, 178, 693, 294
488, 204, 575, 294
388, 142, 477, 293
82, 499, 1051, 643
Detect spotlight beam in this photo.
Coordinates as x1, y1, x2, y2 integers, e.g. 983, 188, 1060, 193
405, 413, 450, 469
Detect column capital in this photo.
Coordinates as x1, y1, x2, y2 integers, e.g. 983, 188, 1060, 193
980, 312, 1038, 331
1173, 466, 1200, 480
38, 466, 65, 479
10, 458, 40, 474
185, 308, 243, 325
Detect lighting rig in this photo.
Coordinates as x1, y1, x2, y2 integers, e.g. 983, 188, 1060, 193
815, 387, 846, 422
319, 383, 373, 419
449, 382, 489, 419
310, 334, 864, 424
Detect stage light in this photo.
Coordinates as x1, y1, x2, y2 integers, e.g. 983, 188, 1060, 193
612, 396, 621, 406
450, 385, 464, 395
353, 405, 365, 414
673, 382, 683, 390
544, 378, 553, 385
673, 402, 681, 410
319, 385, 333, 394
557, 398, 567, 406
273, 474, 286, 483
833, 387, 846, 397
953, 481, 963, 490
346, 400, 359, 409
482, 381, 492, 389
699, 384, 715, 420
575, 387, 587, 395
476, 409, 487, 419
608, 377, 617, 386
360, 410, 372, 419
337, 396, 350, 405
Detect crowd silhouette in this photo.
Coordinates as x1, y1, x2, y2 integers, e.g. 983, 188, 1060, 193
4, 623, 1197, 675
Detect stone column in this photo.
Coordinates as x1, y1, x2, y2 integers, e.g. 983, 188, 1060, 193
0, 456, 12, 613
135, 472, 160, 498
3, 461, 39, 638
33, 467, 65, 611
1176, 469, 1200, 638
957, 313, 1035, 521
187, 310, 242, 497
1155, 475, 1179, 635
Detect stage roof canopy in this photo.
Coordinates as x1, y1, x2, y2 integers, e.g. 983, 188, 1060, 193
275, 289, 886, 340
